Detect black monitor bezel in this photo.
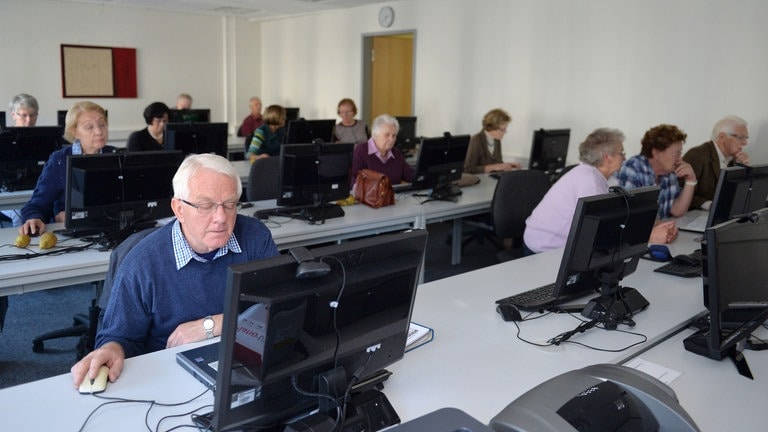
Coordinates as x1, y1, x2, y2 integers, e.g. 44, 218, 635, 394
706, 164, 768, 229
394, 116, 418, 152
528, 128, 570, 173
0, 126, 65, 192
164, 122, 228, 158
701, 209, 768, 359
412, 134, 470, 190
212, 229, 428, 431
285, 107, 300, 122
276, 142, 354, 208
284, 119, 336, 145
64, 150, 184, 233
552, 185, 660, 300
168, 108, 211, 123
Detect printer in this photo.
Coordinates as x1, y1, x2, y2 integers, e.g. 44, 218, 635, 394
489, 363, 699, 432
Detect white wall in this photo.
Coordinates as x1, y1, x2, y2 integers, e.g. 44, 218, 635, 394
0, 0, 260, 141
260, 0, 768, 165
2, 0, 766, 163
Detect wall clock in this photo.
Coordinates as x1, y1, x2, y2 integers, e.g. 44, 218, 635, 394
378, 6, 395, 28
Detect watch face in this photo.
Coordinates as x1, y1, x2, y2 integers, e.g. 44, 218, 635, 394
203, 318, 214, 330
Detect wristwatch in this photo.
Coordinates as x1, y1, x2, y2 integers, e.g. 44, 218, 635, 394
203, 315, 215, 339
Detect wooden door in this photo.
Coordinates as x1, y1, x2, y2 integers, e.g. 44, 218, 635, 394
366, 34, 414, 124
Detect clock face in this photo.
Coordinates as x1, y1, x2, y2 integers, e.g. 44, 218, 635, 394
378, 6, 394, 28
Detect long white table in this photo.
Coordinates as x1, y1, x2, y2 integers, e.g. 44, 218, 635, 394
0, 231, 714, 431
625, 327, 768, 431
0, 189, 32, 210
0, 175, 495, 296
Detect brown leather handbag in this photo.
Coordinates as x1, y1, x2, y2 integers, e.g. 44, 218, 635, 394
353, 169, 395, 208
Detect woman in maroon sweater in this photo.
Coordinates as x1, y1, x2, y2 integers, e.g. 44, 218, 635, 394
350, 114, 415, 188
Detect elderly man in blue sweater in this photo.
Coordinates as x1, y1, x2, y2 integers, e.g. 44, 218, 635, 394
71, 154, 279, 388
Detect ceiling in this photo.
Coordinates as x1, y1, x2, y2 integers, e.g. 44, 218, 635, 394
57, 0, 393, 21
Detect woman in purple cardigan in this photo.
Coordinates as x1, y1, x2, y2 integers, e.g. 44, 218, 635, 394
349, 114, 414, 189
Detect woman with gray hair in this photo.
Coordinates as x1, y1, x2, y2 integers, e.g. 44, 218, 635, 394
8, 93, 39, 127
524, 128, 676, 254
349, 114, 414, 188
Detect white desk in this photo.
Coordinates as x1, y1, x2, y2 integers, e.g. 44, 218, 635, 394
0, 176, 495, 295
0, 189, 32, 210
626, 327, 768, 432
0, 232, 709, 430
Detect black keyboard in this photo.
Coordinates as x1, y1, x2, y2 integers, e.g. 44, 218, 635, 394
255, 204, 345, 223
495, 283, 594, 311
654, 249, 703, 278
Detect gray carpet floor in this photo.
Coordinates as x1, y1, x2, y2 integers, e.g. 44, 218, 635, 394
0, 221, 502, 389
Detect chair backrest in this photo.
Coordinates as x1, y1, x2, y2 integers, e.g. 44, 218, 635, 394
246, 156, 281, 201
490, 170, 552, 240
98, 226, 161, 312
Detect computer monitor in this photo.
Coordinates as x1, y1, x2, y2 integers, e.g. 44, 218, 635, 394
275, 142, 354, 222
683, 207, 768, 363
168, 108, 211, 123
394, 116, 417, 153
205, 229, 428, 431
0, 111, 5, 128
63, 150, 184, 235
528, 128, 570, 174
0, 126, 65, 192
285, 107, 300, 122
552, 186, 660, 328
164, 122, 228, 157
705, 164, 768, 229
284, 119, 336, 144
58, 109, 108, 126
411, 133, 470, 201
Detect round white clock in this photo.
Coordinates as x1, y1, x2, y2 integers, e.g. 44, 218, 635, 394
378, 6, 395, 28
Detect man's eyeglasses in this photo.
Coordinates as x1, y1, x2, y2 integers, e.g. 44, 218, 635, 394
179, 199, 241, 214
727, 133, 749, 142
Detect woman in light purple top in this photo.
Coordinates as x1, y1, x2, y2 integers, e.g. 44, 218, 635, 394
524, 128, 677, 253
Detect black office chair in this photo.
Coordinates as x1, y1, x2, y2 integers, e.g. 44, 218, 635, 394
491, 170, 552, 261
246, 156, 281, 201
32, 226, 159, 359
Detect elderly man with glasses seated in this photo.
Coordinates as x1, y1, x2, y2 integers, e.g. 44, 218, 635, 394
71, 154, 279, 388
683, 116, 751, 210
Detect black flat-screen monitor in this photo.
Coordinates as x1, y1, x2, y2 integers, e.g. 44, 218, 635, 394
64, 150, 184, 235
705, 164, 768, 230
552, 186, 660, 327
0, 126, 65, 192
395, 116, 417, 152
0, 111, 5, 128
164, 122, 228, 157
411, 133, 470, 200
528, 128, 570, 174
285, 107, 300, 122
285, 119, 335, 144
168, 108, 211, 123
58, 109, 108, 126
275, 142, 353, 221
205, 229, 428, 431
683, 207, 768, 362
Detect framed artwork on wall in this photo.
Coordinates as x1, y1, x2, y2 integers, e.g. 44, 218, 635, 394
60, 44, 137, 98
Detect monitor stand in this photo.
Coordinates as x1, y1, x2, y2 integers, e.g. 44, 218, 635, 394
581, 286, 649, 330
291, 367, 399, 432
297, 203, 345, 225
427, 183, 462, 202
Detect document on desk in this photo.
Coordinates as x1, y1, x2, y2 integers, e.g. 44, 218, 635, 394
624, 357, 682, 385
406, 321, 434, 352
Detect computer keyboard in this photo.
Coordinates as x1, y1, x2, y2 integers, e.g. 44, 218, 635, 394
654, 249, 703, 278
495, 283, 594, 312
255, 204, 345, 223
